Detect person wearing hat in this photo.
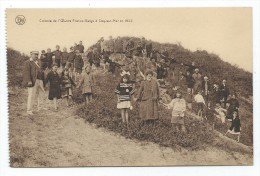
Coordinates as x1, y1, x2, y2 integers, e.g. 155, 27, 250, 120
22, 51, 46, 115
219, 79, 230, 108
201, 75, 211, 107
136, 70, 159, 124
192, 68, 202, 94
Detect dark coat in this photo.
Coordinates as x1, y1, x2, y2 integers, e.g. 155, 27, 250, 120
78, 44, 85, 53
46, 71, 61, 100
229, 117, 241, 132
74, 55, 84, 69
61, 52, 69, 65
211, 89, 222, 105
46, 52, 54, 68
67, 52, 76, 63
22, 59, 41, 87
219, 83, 230, 98
87, 51, 94, 65
53, 50, 62, 60
226, 98, 239, 119
182, 73, 195, 88
157, 64, 168, 79
184, 63, 196, 74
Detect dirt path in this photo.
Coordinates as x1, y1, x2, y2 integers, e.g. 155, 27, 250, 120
9, 87, 252, 167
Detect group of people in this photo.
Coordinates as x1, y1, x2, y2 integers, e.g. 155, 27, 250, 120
22, 36, 242, 142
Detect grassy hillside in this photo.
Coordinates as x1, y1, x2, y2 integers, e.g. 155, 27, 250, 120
7, 48, 29, 87
110, 36, 253, 98
7, 35, 253, 148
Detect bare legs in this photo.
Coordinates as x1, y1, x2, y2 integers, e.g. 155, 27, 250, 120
53, 97, 57, 110
121, 108, 129, 129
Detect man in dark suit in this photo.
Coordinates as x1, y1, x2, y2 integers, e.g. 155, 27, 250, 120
22, 51, 45, 115
219, 79, 230, 108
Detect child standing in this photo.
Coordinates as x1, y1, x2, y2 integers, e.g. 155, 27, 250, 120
115, 73, 135, 128
46, 64, 61, 111
194, 90, 206, 118
162, 91, 186, 132
77, 65, 95, 106
61, 68, 76, 106
225, 111, 241, 142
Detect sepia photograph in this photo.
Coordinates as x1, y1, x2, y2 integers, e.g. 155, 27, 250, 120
6, 8, 253, 167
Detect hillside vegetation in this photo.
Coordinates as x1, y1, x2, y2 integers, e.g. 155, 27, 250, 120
7, 35, 253, 149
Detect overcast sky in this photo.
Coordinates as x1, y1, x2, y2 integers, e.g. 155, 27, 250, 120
7, 8, 252, 72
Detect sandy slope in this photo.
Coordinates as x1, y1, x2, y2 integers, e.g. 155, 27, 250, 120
9, 87, 252, 167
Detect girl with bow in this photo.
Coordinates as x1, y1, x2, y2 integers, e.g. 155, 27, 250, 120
115, 70, 135, 128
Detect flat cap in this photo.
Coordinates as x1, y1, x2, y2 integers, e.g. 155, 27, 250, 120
30, 51, 39, 55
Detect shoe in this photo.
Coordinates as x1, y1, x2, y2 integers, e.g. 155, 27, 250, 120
27, 111, 34, 115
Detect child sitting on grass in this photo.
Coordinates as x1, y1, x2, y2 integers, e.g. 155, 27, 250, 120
162, 91, 187, 132
225, 111, 241, 142
61, 68, 76, 106
214, 102, 227, 124
115, 73, 135, 129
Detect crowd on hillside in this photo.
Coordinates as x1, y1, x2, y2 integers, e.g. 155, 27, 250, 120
22, 36, 242, 142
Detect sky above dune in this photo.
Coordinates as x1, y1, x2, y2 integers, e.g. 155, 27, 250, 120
6, 8, 252, 72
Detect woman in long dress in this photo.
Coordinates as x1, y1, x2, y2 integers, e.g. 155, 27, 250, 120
136, 70, 159, 123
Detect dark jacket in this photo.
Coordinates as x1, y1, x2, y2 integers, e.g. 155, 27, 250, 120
74, 55, 84, 69
229, 117, 241, 132
77, 44, 85, 53
22, 59, 41, 87
182, 73, 195, 88
53, 50, 62, 60
61, 52, 69, 65
67, 52, 76, 63
46, 52, 54, 67
219, 83, 230, 98
46, 71, 61, 100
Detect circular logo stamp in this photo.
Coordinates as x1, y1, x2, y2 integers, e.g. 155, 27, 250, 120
15, 15, 26, 25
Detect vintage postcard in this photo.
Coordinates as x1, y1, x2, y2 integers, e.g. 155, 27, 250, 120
6, 8, 253, 168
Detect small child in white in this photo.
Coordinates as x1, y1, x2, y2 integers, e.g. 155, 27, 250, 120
162, 91, 187, 132
194, 90, 206, 118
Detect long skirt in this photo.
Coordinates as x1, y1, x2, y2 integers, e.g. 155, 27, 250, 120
139, 99, 158, 120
